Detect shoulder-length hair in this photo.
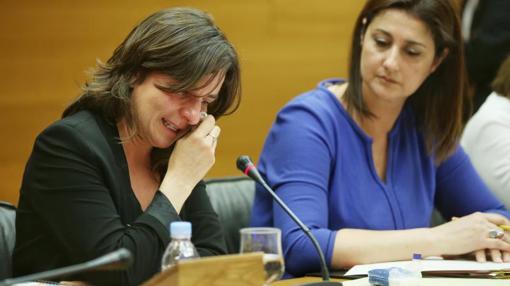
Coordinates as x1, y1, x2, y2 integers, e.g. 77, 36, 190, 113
62, 7, 241, 177
344, 0, 465, 163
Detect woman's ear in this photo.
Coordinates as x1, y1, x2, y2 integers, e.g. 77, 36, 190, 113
430, 48, 449, 74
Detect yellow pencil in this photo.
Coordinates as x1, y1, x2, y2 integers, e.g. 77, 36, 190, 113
452, 217, 510, 231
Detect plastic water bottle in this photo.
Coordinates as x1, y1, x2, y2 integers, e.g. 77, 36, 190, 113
387, 253, 422, 285
410, 253, 422, 276
161, 221, 199, 271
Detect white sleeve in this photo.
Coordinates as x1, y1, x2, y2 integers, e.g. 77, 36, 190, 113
468, 121, 510, 208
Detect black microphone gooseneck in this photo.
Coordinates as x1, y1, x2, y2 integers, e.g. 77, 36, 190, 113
237, 155, 342, 286
0, 248, 133, 286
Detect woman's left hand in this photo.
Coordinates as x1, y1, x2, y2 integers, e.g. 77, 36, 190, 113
472, 227, 510, 263
458, 213, 510, 263
432, 212, 510, 262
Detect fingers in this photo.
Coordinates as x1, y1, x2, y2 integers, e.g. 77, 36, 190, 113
195, 115, 220, 149
211, 126, 220, 149
192, 114, 216, 137
482, 212, 510, 226
486, 235, 510, 252
466, 212, 510, 242
475, 249, 486, 262
485, 250, 510, 263
490, 249, 503, 263
476, 249, 510, 263
502, 231, 510, 244
209, 125, 221, 138
452, 213, 510, 260
205, 126, 221, 149
473, 227, 510, 263
187, 115, 221, 149
503, 251, 510, 262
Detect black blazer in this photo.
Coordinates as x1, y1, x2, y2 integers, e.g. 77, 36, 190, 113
465, 0, 510, 110
13, 110, 226, 285
0, 201, 15, 279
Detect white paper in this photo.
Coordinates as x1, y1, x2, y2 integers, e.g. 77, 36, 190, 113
345, 259, 510, 276
343, 277, 510, 286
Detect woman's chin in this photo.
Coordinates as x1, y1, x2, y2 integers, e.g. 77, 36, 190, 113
150, 136, 176, 149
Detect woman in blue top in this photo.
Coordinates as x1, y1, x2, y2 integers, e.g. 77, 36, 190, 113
250, 0, 510, 277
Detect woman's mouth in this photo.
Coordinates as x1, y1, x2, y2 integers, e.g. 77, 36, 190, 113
378, 75, 398, 84
162, 118, 179, 132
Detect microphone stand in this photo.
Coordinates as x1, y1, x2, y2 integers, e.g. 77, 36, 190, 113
237, 156, 342, 286
0, 248, 133, 286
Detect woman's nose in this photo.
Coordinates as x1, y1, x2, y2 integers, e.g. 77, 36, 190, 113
383, 47, 400, 72
180, 98, 202, 125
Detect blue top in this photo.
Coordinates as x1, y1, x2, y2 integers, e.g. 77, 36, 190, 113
250, 79, 510, 277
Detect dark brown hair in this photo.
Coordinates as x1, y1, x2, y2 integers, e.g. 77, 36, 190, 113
491, 55, 510, 98
62, 7, 241, 177
344, 0, 465, 163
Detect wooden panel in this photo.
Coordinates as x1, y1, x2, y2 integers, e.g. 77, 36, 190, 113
0, 1, 364, 205
142, 252, 264, 286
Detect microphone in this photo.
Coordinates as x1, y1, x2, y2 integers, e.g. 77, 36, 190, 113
0, 248, 133, 286
237, 155, 342, 286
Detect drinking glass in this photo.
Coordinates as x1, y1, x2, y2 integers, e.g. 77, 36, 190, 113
239, 227, 285, 284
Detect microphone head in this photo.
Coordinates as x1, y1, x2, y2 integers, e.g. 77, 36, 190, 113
236, 155, 253, 172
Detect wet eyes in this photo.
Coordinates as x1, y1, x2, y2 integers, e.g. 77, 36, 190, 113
178, 92, 213, 107
155, 84, 175, 93
155, 85, 214, 107
201, 99, 211, 108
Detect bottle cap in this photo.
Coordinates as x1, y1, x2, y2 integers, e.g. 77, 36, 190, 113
170, 221, 192, 239
413, 253, 422, 260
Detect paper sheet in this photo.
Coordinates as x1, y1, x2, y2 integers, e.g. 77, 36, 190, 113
345, 259, 510, 276
343, 277, 510, 286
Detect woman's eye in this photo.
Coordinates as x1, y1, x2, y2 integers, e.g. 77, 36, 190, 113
406, 48, 421, 57
201, 99, 212, 107
155, 84, 170, 92
155, 84, 182, 95
374, 38, 389, 47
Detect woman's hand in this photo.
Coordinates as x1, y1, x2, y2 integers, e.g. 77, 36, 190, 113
432, 212, 510, 262
159, 115, 220, 212
168, 115, 220, 184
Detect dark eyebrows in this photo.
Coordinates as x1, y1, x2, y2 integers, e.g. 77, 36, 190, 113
372, 28, 427, 48
373, 29, 391, 37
